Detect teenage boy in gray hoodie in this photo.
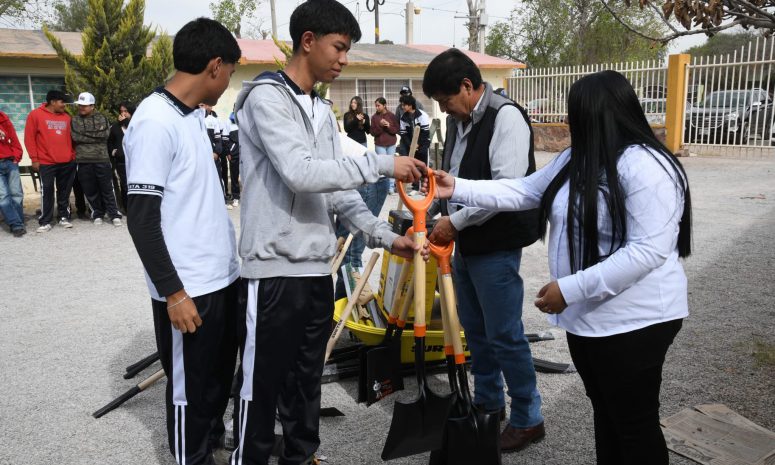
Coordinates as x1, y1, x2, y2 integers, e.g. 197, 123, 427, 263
231, 1, 426, 464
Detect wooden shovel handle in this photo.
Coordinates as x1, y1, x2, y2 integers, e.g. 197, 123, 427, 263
138, 368, 166, 390
437, 275, 454, 358
330, 234, 354, 275
389, 259, 412, 324
325, 251, 380, 362
397, 275, 414, 328
441, 273, 465, 363
413, 230, 427, 335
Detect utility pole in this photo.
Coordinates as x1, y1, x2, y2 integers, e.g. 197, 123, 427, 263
367, 0, 386, 43
270, 0, 277, 39
477, 0, 487, 54
405, 1, 414, 44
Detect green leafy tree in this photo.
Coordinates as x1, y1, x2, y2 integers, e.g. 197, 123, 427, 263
488, 0, 668, 68
485, 22, 517, 61
0, 0, 55, 26
44, 0, 173, 118
683, 31, 761, 57
48, 0, 89, 31
210, 0, 266, 39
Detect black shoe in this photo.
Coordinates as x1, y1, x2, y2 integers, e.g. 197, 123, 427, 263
12, 228, 27, 237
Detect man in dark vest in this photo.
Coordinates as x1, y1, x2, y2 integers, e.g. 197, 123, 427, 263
423, 48, 545, 453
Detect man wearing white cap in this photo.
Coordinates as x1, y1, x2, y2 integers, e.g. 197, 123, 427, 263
72, 91, 122, 226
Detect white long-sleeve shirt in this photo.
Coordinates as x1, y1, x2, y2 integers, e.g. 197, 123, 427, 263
450, 145, 689, 337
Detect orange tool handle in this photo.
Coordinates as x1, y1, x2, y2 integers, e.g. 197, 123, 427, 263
428, 239, 454, 276
396, 167, 436, 233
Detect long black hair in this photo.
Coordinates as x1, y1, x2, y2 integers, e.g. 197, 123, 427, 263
539, 70, 692, 273
347, 96, 364, 116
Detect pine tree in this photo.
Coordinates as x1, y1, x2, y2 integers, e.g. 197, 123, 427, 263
44, 0, 172, 118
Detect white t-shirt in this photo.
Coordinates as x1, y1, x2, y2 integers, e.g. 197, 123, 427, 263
124, 89, 240, 300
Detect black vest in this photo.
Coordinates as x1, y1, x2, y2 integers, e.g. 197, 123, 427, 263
443, 100, 541, 256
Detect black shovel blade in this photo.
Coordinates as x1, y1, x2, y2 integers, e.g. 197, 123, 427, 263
443, 406, 502, 465
381, 385, 453, 460
361, 337, 404, 405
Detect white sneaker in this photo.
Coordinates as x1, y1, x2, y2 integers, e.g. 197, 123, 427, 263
226, 203, 233, 210
112, 218, 123, 227
232, 199, 239, 207
59, 218, 73, 228
36, 224, 52, 233
93, 218, 103, 225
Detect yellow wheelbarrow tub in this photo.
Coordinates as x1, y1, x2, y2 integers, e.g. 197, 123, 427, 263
333, 297, 469, 364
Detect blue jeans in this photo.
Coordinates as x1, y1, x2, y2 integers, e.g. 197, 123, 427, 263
0, 158, 24, 231
375, 145, 397, 192
335, 177, 390, 268
453, 249, 544, 428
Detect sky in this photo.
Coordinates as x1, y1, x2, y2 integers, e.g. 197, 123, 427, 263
144, 0, 706, 56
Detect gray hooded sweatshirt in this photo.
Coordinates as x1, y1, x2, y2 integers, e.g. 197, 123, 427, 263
234, 72, 399, 279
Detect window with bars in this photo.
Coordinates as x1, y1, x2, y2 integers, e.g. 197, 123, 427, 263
0, 75, 66, 131
328, 78, 436, 121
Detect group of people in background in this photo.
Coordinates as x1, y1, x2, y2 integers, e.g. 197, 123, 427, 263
202, 103, 241, 209
0, 85, 243, 238
0, 89, 141, 237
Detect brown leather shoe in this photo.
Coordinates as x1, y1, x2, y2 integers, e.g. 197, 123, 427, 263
500, 422, 545, 452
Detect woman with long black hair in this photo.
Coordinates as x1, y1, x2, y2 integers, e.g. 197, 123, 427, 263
343, 96, 370, 146
433, 70, 692, 465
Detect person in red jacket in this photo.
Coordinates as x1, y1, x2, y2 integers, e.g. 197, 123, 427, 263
24, 90, 77, 232
0, 110, 26, 236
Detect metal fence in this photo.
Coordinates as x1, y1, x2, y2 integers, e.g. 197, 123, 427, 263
505, 60, 668, 124
684, 36, 775, 151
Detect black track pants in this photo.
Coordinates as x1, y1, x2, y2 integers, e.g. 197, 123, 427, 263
38, 162, 75, 225
231, 276, 333, 465
567, 319, 682, 465
78, 162, 121, 219
152, 279, 239, 465
229, 155, 240, 200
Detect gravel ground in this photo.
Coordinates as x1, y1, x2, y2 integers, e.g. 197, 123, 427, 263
0, 152, 773, 465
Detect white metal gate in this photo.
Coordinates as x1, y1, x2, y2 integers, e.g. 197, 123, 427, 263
505, 60, 668, 124
684, 36, 775, 155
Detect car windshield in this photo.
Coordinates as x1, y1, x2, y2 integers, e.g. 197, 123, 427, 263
703, 91, 750, 108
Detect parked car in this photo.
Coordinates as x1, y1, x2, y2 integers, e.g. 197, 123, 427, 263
524, 98, 565, 123
684, 88, 772, 144
640, 98, 666, 125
